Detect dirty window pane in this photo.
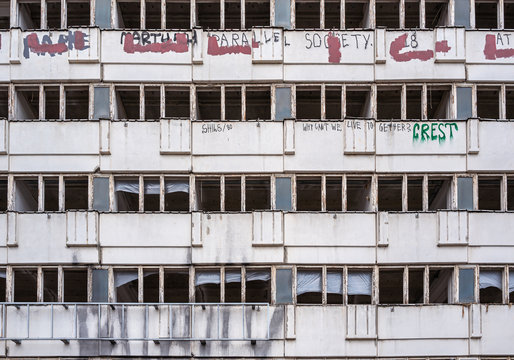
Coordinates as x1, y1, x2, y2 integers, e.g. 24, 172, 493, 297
459, 268, 474, 303
457, 177, 473, 210
275, 87, 292, 120
94, 87, 110, 120
93, 177, 110, 211
95, 0, 112, 28
275, 177, 292, 211
276, 269, 293, 304
195, 270, 220, 302
454, 0, 470, 27
275, 0, 291, 28
92, 269, 108, 302
115, 270, 139, 303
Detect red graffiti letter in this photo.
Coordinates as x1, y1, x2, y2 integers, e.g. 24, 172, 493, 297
207, 36, 251, 56
435, 40, 451, 53
123, 33, 189, 54
26, 33, 68, 56
327, 33, 341, 64
483, 34, 514, 60
389, 33, 434, 62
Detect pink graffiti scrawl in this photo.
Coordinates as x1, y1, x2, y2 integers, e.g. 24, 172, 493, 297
123, 33, 189, 54
483, 34, 514, 60
389, 33, 434, 62
435, 40, 451, 53
327, 33, 341, 63
207, 36, 259, 56
23, 31, 88, 59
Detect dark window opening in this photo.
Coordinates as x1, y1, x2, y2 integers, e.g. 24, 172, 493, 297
197, 88, 221, 120
166, 0, 190, 28
225, 87, 242, 120
407, 177, 423, 211
14, 269, 38, 302
0, 270, 6, 302
197, 178, 221, 211
117, 1, 140, 28
195, 270, 220, 302
297, 269, 322, 304
508, 178, 514, 210
509, 270, 514, 303
225, 269, 241, 302
65, 88, 89, 120
164, 269, 189, 302
347, 177, 372, 211
376, 0, 399, 27
65, 177, 88, 210
327, 270, 343, 304
197, 0, 220, 28
225, 177, 241, 211
146, 0, 161, 28
377, 87, 401, 119
17, 88, 39, 120
325, 0, 341, 28
18, 1, 41, 29
67, 0, 90, 27
0, 87, 8, 118
405, 0, 420, 28
225, 0, 241, 28
378, 177, 402, 211
408, 268, 424, 303
0, 179, 7, 211
165, 87, 190, 118
478, 177, 501, 210
477, 88, 500, 119
115, 178, 140, 211
507, 88, 514, 119
64, 269, 87, 302
379, 269, 403, 304
43, 269, 58, 302
45, 86, 59, 120
296, 86, 321, 119
145, 87, 160, 120
479, 270, 503, 303
428, 177, 451, 210
246, 0, 270, 27
326, 86, 342, 119
15, 178, 38, 211
115, 270, 139, 302
506, 3, 514, 29
427, 87, 450, 119
246, 269, 271, 303
326, 176, 342, 211
425, 1, 448, 27
245, 177, 270, 211
47, 0, 61, 28
347, 270, 372, 304
296, 176, 321, 211
346, 87, 371, 118
429, 268, 453, 304
116, 87, 140, 120
295, 0, 320, 28
0, 2, 10, 29
406, 87, 422, 119
144, 178, 160, 211
246, 87, 271, 120
475, 1, 497, 28
345, 1, 368, 28
165, 178, 189, 211
143, 269, 159, 302
44, 177, 59, 211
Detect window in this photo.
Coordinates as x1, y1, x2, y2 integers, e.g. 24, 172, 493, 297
93, 177, 110, 211
326, 176, 342, 211
406, 86, 422, 119
225, 0, 241, 28
64, 269, 88, 302
245, 177, 270, 211
145, 0, 161, 28
378, 177, 402, 211
377, 87, 401, 120
429, 268, 453, 303
115, 177, 140, 211
296, 176, 321, 211
195, 270, 220, 302
45, 86, 60, 120
0, 178, 7, 211
246, 87, 271, 120
379, 269, 403, 304
295, 0, 320, 28
345, 0, 369, 28
165, 87, 190, 118
18, 0, 41, 29
327, 270, 343, 304
407, 177, 422, 211
276, 268, 293, 304
459, 268, 475, 303
475, 1, 498, 28
196, 177, 221, 211
67, 0, 90, 27
43, 269, 58, 302
197, 0, 220, 28
196, 87, 221, 120
346, 87, 372, 118
15, 178, 38, 211
275, 177, 292, 211
428, 177, 452, 210
44, 177, 59, 211
508, 177, 514, 210
0, 270, 6, 302
297, 269, 322, 304
376, 0, 399, 27
427, 86, 451, 119
480, 269, 503, 303
164, 269, 189, 302
225, 86, 242, 120
143, 178, 160, 211
347, 270, 372, 304
477, 87, 500, 119
408, 268, 424, 303
405, 0, 420, 28
92, 269, 109, 302
325, 0, 341, 28
478, 177, 501, 210
145, 87, 160, 120
115, 270, 139, 302
296, 86, 321, 120
425, 0, 448, 27
116, 0, 141, 28
347, 177, 372, 211
457, 177, 473, 210
224, 176, 241, 211
457, 87, 472, 120
115, 87, 140, 120
245, 0, 270, 27
65, 87, 89, 120
14, 269, 38, 302
166, 0, 190, 28
275, 87, 292, 120
0, 2, 9, 29
506, 2, 514, 28
16, 87, 39, 120
143, 269, 159, 302
246, 269, 271, 302
165, 177, 190, 211
65, 177, 88, 210
0, 87, 8, 119
225, 269, 241, 302
326, 86, 342, 119
47, 1, 61, 28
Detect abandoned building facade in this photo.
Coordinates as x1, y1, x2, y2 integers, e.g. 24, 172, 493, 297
0, 0, 513, 358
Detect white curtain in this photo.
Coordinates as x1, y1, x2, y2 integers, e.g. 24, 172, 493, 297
115, 271, 138, 288
115, 180, 189, 194
480, 270, 502, 290
297, 271, 322, 295
115, 180, 139, 194
165, 180, 189, 194
327, 272, 342, 294
225, 271, 241, 283
195, 271, 220, 286
246, 270, 271, 282
347, 271, 372, 296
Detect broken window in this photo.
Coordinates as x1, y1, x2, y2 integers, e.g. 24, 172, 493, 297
275, 177, 292, 211
43, 269, 58, 302
457, 177, 473, 210
326, 176, 342, 211
145, 0, 161, 28
93, 177, 110, 211
225, 269, 241, 302
347, 270, 372, 304
44, 177, 59, 211
296, 176, 321, 211
116, 0, 141, 28
246, 269, 271, 302
143, 269, 159, 302
408, 268, 424, 303
428, 177, 452, 210
246, 0, 270, 27
115, 87, 140, 120
404, 0, 420, 28
165, 87, 190, 118
478, 177, 501, 210
275, 87, 292, 120
480, 269, 503, 303
459, 268, 475, 303
407, 177, 422, 211
16, 87, 39, 120
346, 0, 369, 28
377, 87, 401, 120
425, 0, 448, 27
164, 269, 189, 302
477, 87, 500, 119
144, 178, 160, 211
347, 177, 372, 211
0, 270, 5, 302
295, 0, 320, 28
224, 176, 241, 211
115, 270, 139, 302
246, 87, 271, 120
115, 178, 140, 211
475, 1, 497, 28
276, 268, 293, 304
18, 0, 41, 29
375, 0, 399, 27
225, 0, 241, 28
196, 177, 220, 211
297, 269, 322, 304
325, 0, 341, 28
345, 87, 371, 118
296, 86, 321, 120
379, 269, 403, 304
64, 269, 87, 302
165, 177, 190, 211
92, 269, 109, 302
245, 177, 270, 211
326, 86, 342, 119
225, 86, 242, 120
14, 269, 38, 302
0, 178, 7, 211
64, 177, 88, 210
0, 87, 8, 119
0, 1, 9, 29
406, 86, 422, 119
327, 270, 343, 304
67, 0, 90, 27
145, 87, 161, 120
195, 270, 220, 302
429, 268, 453, 303
197, 0, 220, 28
427, 86, 450, 119
65, 87, 89, 120
166, 0, 190, 28
378, 177, 402, 211
508, 177, 514, 211
45, 86, 60, 120
15, 178, 38, 211
197, 87, 221, 120
506, 2, 514, 29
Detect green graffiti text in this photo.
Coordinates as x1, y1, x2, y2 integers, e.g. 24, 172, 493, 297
412, 122, 458, 143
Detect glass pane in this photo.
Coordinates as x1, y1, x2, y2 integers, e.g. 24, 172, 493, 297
275, 0, 291, 28
459, 268, 474, 303
92, 269, 108, 302
95, 0, 112, 28
457, 87, 472, 120
275, 177, 292, 211
458, 177, 473, 210
276, 269, 292, 304
93, 177, 110, 211
275, 87, 292, 120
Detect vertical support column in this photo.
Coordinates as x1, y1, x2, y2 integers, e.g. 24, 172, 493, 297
420, 0, 425, 28
372, 265, 379, 305
422, 174, 428, 211
89, 84, 94, 121
241, 175, 246, 212
403, 266, 408, 304
370, 84, 377, 119
501, 174, 508, 211
504, 265, 509, 304
159, 266, 164, 303
139, 175, 144, 212
220, 85, 226, 121
421, 84, 428, 120
371, 174, 378, 212
498, 0, 504, 29
291, 84, 296, 119
8, 84, 15, 120
38, 175, 44, 212
59, 84, 65, 120
291, 174, 297, 211
451, 174, 458, 210
472, 173, 479, 210
471, 85, 478, 118
369, 0, 375, 28
402, 174, 408, 212
470, 0, 475, 28
7, 175, 14, 211
291, 0, 296, 28
108, 267, 115, 303
322, 266, 327, 305
189, 266, 195, 303
241, 84, 246, 121
6, 267, 13, 302
39, 85, 45, 121
341, 174, 347, 212
320, 0, 325, 28
161, 0, 166, 28
221, 0, 225, 29
58, 175, 65, 212
191, 0, 196, 27
320, 84, 326, 120
189, 174, 196, 211
109, 174, 115, 212
341, 85, 346, 119
220, 175, 225, 212
399, 0, 405, 28
220, 267, 225, 303
87, 267, 93, 302
241, 267, 246, 303
500, 84, 506, 120
450, 84, 457, 120
340, 0, 345, 28
58, 266, 64, 302
423, 265, 429, 304
138, 267, 144, 303
10, 0, 18, 28
91, 0, 96, 26
448, 0, 455, 25
401, 84, 407, 120
140, 84, 145, 120
342, 266, 348, 305
474, 265, 479, 303
160, 84, 166, 119
141, 0, 146, 29
271, 174, 276, 211
37, 267, 43, 302
241, 0, 246, 29
61, 0, 67, 28
160, 175, 165, 212
321, 174, 326, 212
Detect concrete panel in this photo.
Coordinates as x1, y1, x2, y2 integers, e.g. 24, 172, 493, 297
192, 155, 283, 173
376, 155, 467, 173
0, 31, 10, 65
103, 64, 192, 82
286, 247, 375, 264
466, 31, 514, 64
101, 247, 191, 264
9, 155, 100, 172
468, 122, 514, 171
471, 305, 514, 355
378, 338, 469, 357
284, 64, 374, 81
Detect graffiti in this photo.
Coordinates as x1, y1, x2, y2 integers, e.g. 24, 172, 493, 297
483, 33, 514, 60
207, 33, 261, 56
201, 123, 233, 133
347, 120, 374, 130
121, 31, 189, 54
23, 31, 88, 59
305, 32, 372, 50
327, 33, 341, 63
378, 122, 412, 132
303, 122, 343, 132
412, 122, 458, 142
389, 33, 451, 62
